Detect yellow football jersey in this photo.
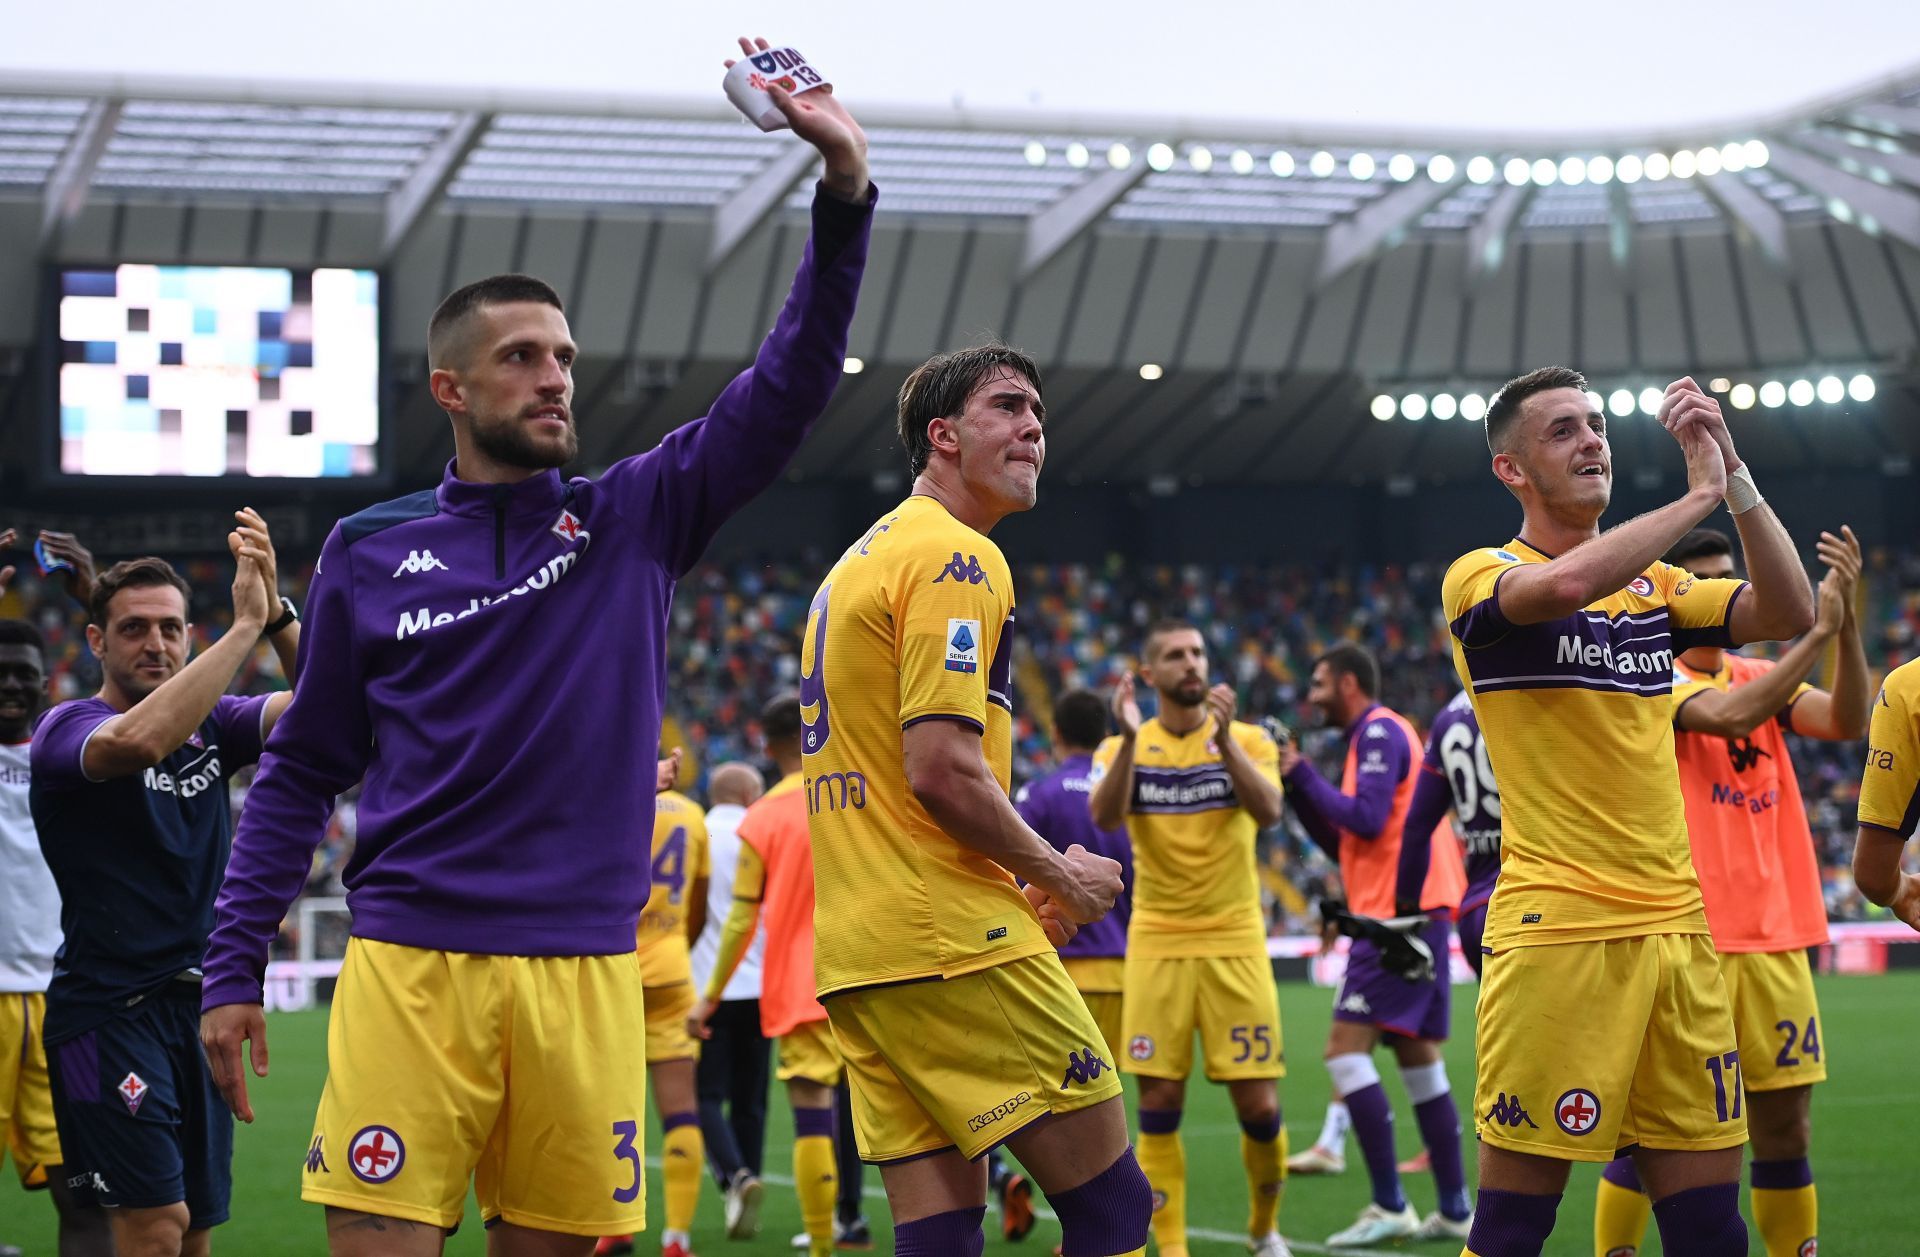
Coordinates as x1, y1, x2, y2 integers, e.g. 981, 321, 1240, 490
1091, 716, 1277, 958
805, 495, 1051, 998
637, 790, 710, 985
1442, 539, 1747, 950
1859, 658, 1920, 837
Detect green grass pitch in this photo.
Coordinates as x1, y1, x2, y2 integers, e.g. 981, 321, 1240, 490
4, 972, 1910, 1254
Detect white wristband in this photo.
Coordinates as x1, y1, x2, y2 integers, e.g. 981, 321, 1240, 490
1724, 463, 1762, 514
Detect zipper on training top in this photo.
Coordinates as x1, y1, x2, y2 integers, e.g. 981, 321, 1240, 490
491, 487, 510, 580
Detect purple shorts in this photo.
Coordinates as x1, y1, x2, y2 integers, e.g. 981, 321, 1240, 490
1332, 916, 1453, 1042
1457, 898, 1490, 978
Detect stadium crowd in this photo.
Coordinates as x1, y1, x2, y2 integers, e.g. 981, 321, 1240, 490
5, 538, 1915, 928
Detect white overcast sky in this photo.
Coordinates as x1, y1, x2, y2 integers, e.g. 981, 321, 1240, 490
5, 0, 1918, 138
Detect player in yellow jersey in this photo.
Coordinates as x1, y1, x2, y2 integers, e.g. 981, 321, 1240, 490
1091, 622, 1292, 1257
1442, 367, 1814, 1257
599, 783, 709, 1257
1856, 657, 1920, 930
804, 344, 1149, 1257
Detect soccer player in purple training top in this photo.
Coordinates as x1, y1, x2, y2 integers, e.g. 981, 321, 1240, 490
1394, 691, 1501, 979
197, 39, 874, 1257
1278, 644, 1472, 1247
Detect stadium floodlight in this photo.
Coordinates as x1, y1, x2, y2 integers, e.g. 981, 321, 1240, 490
1670, 149, 1698, 179
1389, 153, 1416, 182
1268, 150, 1294, 177
1848, 373, 1876, 402
1644, 152, 1671, 181
1616, 154, 1644, 184
1638, 386, 1663, 415
1190, 146, 1214, 172
1588, 155, 1615, 184
1066, 142, 1090, 168
1431, 393, 1458, 420
1504, 157, 1531, 186
1371, 394, 1397, 421
1816, 375, 1844, 404
1608, 388, 1636, 417
1744, 140, 1770, 168
1719, 142, 1747, 173
1232, 149, 1256, 175
1024, 141, 1047, 166
1531, 158, 1558, 186
1466, 156, 1495, 184
1560, 156, 1587, 185
1401, 394, 1428, 421
1708, 377, 1731, 393
1787, 379, 1815, 406
1695, 146, 1723, 177
1349, 152, 1377, 180
1584, 390, 1605, 414
1759, 380, 1787, 408
1730, 382, 1756, 410
1147, 143, 1175, 172
1427, 154, 1456, 182
843, 356, 865, 375
1309, 150, 1336, 178
1107, 142, 1133, 169
1139, 363, 1164, 381
1460, 393, 1488, 421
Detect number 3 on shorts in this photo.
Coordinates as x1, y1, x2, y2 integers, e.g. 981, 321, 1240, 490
612, 1119, 641, 1203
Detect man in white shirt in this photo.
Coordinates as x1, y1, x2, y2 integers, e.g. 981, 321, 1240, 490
0, 610, 111, 1257
691, 759, 769, 1236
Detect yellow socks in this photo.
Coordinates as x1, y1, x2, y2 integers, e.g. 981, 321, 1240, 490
1593, 1160, 1651, 1256
1241, 1122, 1286, 1237
661, 1114, 704, 1235
1750, 1159, 1817, 1257
1137, 1121, 1187, 1257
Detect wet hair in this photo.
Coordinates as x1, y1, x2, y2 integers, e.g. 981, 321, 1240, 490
1485, 365, 1590, 453
88, 557, 191, 628
896, 343, 1043, 476
428, 274, 564, 371
1051, 688, 1108, 751
1314, 641, 1380, 699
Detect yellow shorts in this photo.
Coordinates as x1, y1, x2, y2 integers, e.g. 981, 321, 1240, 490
1720, 948, 1826, 1092
827, 953, 1122, 1163
0, 993, 60, 1188
643, 981, 697, 1065
1475, 934, 1747, 1161
1063, 957, 1126, 1060
304, 939, 650, 1235
1120, 952, 1283, 1082
777, 1018, 844, 1087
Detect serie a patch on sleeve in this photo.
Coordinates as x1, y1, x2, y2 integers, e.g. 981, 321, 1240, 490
946, 619, 982, 673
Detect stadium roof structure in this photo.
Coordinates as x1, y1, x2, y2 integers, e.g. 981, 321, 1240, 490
1, 67, 1917, 488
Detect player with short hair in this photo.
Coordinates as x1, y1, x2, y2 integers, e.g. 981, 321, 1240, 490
690, 694, 847, 1257
32, 520, 296, 1257
1592, 523, 1867, 1257
1090, 621, 1292, 1257
598, 774, 712, 1257
1856, 660, 1920, 931
1278, 643, 1471, 1246
804, 343, 1148, 1257
1442, 366, 1814, 1257
197, 44, 874, 1257
0, 590, 113, 1257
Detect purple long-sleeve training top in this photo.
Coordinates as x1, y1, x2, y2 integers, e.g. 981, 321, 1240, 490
1282, 704, 1410, 861
202, 186, 874, 1011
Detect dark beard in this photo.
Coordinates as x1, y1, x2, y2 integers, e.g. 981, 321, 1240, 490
471, 411, 578, 470
1166, 684, 1207, 708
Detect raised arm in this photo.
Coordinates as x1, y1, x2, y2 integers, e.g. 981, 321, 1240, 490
1207, 686, 1283, 828
1784, 530, 1870, 741
1279, 713, 1407, 840
1088, 677, 1141, 831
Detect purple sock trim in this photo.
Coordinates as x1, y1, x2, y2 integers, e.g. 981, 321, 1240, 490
1051, 1147, 1153, 1257
1138, 1107, 1182, 1136
1652, 1182, 1747, 1256
1343, 1082, 1406, 1213
662, 1110, 699, 1133
1750, 1157, 1813, 1191
794, 1106, 835, 1140
1464, 1188, 1561, 1257
1413, 1093, 1470, 1220
1238, 1113, 1281, 1143
893, 1206, 985, 1257
1601, 1156, 1644, 1192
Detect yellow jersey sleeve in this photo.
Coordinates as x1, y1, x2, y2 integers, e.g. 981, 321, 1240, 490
691, 808, 710, 881
1670, 669, 1718, 720
1443, 547, 1527, 649
1089, 734, 1123, 787
732, 841, 768, 902
1655, 562, 1746, 650
895, 547, 1016, 732
1232, 720, 1281, 790
1860, 662, 1920, 836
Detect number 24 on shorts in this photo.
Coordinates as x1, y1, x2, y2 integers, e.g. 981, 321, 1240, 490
1230, 1025, 1275, 1063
